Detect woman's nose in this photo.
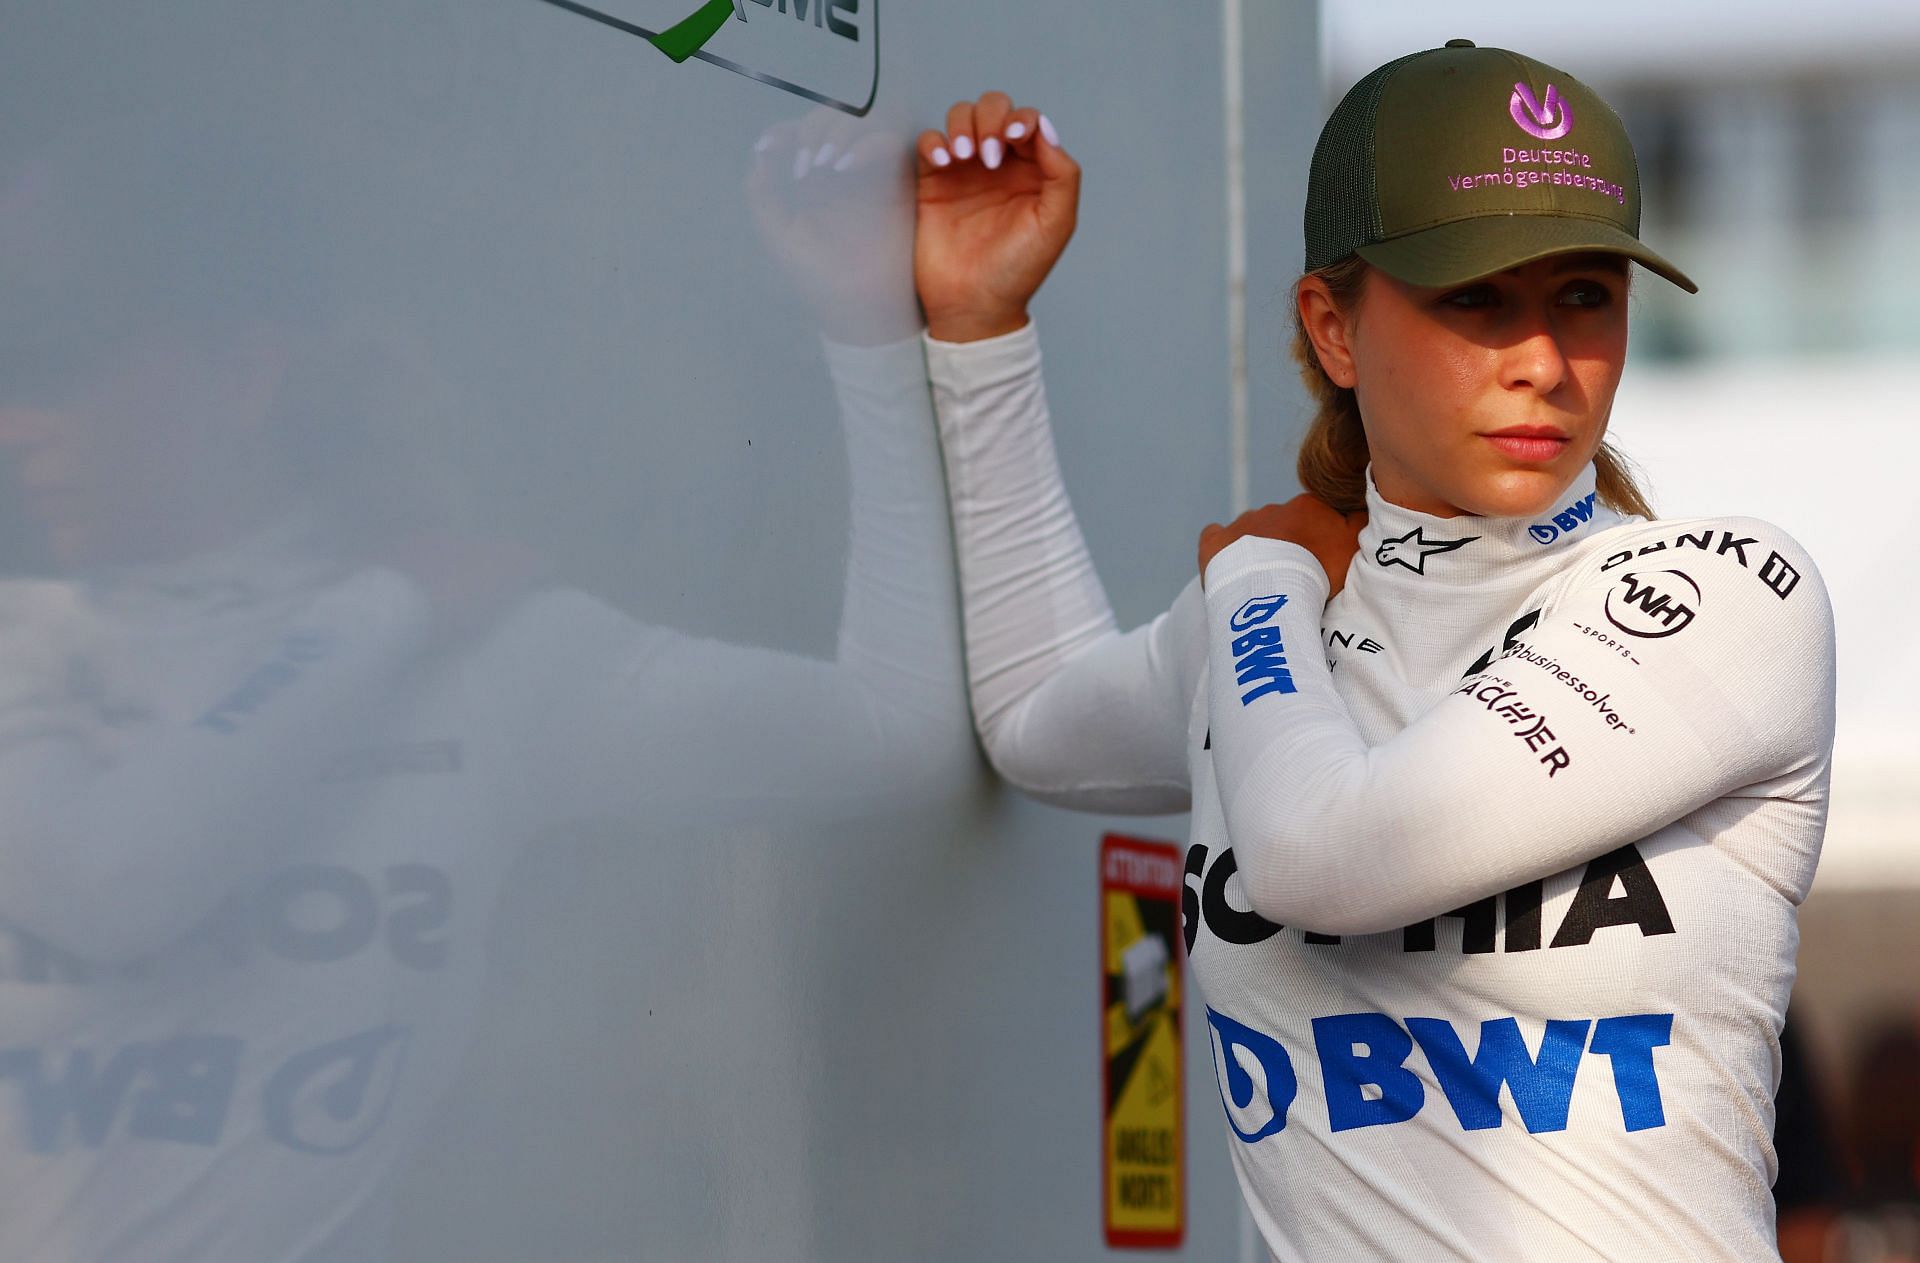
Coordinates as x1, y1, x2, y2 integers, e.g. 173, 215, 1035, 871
1498, 312, 1570, 396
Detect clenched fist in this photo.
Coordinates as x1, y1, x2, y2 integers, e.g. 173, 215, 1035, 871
914, 92, 1080, 343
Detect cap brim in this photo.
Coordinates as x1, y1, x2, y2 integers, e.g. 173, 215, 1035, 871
1356, 215, 1698, 294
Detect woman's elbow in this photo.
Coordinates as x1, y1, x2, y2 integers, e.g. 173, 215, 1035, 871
1233, 829, 1412, 939
974, 710, 1049, 792
976, 725, 1188, 815
1243, 881, 1410, 938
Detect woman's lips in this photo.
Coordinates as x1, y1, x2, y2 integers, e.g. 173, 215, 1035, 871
1481, 429, 1569, 463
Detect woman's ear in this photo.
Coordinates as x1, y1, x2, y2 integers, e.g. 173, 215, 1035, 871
1297, 274, 1359, 389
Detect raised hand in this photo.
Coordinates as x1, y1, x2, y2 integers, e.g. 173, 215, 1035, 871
747, 106, 919, 345
914, 92, 1080, 343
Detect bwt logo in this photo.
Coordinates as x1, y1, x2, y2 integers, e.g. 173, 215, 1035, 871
265, 1025, 411, 1156
1230, 594, 1289, 634
0, 1024, 410, 1157
1510, 82, 1573, 141
1207, 1007, 1673, 1140
1529, 491, 1598, 545
195, 631, 333, 734
1207, 1009, 1297, 1142
1227, 594, 1296, 705
1604, 570, 1701, 639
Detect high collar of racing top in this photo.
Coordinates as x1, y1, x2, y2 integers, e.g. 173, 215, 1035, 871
75, 501, 344, 616
1354, 462, 1625, 589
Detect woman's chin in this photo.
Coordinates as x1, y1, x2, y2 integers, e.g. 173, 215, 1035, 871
1456, 468, 1582, 521
1373, 459, 1589, 521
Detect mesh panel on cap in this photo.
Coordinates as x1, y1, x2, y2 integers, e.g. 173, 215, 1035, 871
1304, 51, 1424, 272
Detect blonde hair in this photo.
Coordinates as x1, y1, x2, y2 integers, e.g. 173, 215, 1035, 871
1290, 255, 1654, 520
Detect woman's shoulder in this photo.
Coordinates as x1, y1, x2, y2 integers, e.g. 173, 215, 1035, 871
1586, 512, 1820, 588
1553, 512, 1832, 642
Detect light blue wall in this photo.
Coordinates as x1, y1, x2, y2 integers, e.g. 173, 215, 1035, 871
0, 3, 1316, 1258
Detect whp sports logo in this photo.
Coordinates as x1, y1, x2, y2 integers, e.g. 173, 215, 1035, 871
1510, 83, 1573, 141
1604, 570, 1701, 639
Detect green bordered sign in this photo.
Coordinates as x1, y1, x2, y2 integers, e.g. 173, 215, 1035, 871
1100, 833, 1185, 1248
536, 0, 879, 115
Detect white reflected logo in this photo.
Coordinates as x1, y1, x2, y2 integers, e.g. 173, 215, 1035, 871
263, 1024, 411, 1156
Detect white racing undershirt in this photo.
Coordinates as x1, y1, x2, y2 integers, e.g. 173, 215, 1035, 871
925, 318, 1836, 1262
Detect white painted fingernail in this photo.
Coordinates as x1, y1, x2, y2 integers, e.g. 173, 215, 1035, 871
753, 132, 775, 153
930, 147, 951, 168
1039, 114, 1059, 147
1005, 121, 1027, 140
833, 150, 856, 172
793, 147, 812, 179
952, 134, 974, 161
814, 142, 836, 167
982, 136, 1003, 170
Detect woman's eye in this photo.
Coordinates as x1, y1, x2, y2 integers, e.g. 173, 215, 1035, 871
1560, 280, 1614, 308
1440, 284, 1499, 309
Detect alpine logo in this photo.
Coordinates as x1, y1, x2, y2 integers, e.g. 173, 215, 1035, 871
1511, 82, 1573, 141
1375, 527, 1479, 575
1326, 629, 1385, 655
1529, 491, 1597, 546
1464, 608, 1542, 679
1604, 570, 1700, 639
1227, 594, 1297, 705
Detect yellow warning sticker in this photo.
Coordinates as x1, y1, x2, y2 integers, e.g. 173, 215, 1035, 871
1100, 833, 1184, 1248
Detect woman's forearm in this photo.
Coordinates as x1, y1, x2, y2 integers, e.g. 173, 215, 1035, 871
925, 319, 1197, 810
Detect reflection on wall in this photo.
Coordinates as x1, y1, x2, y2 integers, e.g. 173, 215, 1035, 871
0, 5, 972, 1259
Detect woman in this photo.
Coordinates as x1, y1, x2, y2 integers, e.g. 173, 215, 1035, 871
913, 41, 1836, 1261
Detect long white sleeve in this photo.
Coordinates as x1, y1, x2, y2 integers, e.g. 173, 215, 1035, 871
922, 319, 1201, 814
470, 330, 973, 830
1200, 521, 1836, 936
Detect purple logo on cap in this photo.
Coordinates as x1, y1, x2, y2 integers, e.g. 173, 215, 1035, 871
1510, 82, 1573, 140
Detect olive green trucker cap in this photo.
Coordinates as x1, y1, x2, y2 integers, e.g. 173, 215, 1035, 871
1305, 39, 1697, 293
